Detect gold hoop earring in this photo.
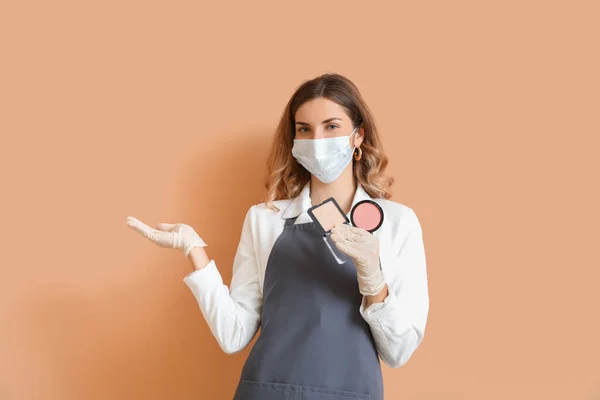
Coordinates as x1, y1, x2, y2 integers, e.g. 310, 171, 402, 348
353, 147, 362, 161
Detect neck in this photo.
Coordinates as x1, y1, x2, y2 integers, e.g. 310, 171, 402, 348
310, 163, 356, 215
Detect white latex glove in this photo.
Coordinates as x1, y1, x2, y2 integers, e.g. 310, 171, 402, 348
330, 223, 385, 296
126, 216, 207, 258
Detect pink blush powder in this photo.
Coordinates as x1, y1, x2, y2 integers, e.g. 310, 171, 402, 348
352, 202, 382, 231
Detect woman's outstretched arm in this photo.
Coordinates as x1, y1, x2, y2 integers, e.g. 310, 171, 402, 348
183, 205, 263, 354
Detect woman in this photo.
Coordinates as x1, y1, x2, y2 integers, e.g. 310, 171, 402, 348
126, 73, 429, 400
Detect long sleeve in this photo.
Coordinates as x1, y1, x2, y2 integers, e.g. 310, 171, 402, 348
359, 207, 430, 368
183, 205, 263, 354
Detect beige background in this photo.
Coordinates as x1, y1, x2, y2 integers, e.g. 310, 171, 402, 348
1, 1, 599, 399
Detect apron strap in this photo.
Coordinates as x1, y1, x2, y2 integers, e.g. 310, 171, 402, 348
284, 215, 299, 227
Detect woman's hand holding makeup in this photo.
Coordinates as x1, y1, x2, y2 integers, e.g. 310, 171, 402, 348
330, 223, 386, 297
126, 216, 207, 258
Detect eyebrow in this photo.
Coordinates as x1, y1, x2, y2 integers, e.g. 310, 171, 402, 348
295, 117, 342, 126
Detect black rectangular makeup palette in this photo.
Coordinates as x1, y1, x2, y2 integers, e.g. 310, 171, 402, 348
307, 197, 350, 236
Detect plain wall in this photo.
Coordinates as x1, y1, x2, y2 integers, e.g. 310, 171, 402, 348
1, 1, 599, 399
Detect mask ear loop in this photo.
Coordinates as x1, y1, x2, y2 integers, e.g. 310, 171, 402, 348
349, 126, 358, 155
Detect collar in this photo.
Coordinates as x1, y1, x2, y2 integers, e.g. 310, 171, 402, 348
281, 181, 373, 219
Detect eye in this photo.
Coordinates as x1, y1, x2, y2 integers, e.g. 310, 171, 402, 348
297, 127, 308, 133
327, 124, 339, 130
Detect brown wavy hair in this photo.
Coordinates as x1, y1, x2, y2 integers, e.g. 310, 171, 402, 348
263, 73, 394, 212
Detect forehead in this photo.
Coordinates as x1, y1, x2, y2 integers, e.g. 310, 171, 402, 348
295, 97, 349, 122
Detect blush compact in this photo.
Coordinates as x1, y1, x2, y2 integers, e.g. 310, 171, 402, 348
350, 200, 384, 233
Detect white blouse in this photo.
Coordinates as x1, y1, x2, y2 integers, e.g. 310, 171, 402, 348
183, 182, 430, 368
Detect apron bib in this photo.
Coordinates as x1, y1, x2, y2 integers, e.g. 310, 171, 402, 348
233, 216, 384, 400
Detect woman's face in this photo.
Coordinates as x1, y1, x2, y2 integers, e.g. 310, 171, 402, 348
294, 97, 364, 147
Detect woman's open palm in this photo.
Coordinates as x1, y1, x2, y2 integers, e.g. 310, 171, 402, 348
126, 216, 206, 257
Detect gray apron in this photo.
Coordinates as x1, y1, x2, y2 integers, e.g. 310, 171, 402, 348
232, 216, 384, 400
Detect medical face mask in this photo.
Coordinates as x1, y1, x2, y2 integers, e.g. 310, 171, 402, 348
292, 126, 358, 184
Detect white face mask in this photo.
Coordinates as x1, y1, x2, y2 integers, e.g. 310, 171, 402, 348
292, 126, 358, 184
